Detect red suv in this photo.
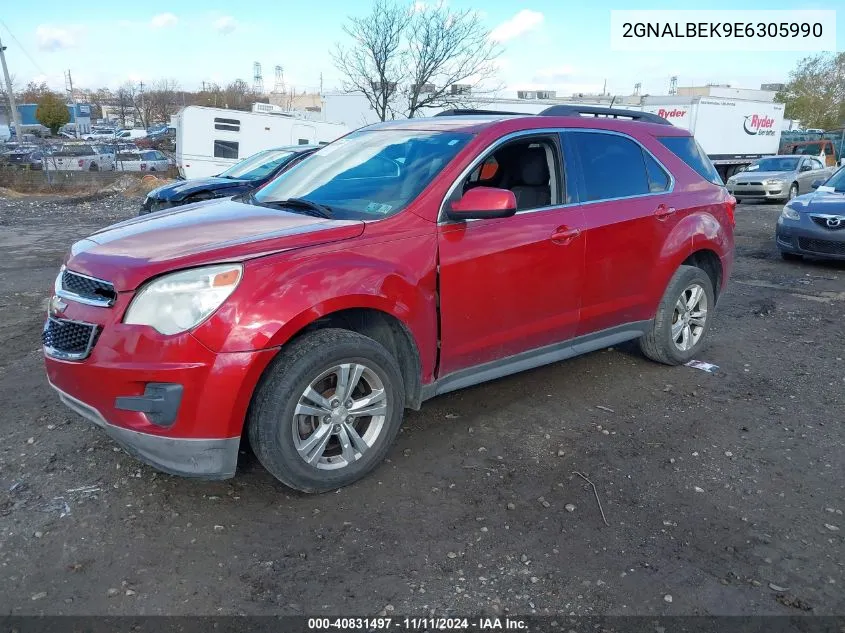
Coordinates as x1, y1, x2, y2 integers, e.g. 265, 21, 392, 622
43, 107, 735, 492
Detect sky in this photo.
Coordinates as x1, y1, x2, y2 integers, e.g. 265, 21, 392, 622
0, 0, 842, 99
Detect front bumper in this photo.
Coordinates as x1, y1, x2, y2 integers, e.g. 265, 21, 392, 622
50, 382, 240, 479
776, 217, 845, 260
43, 294, 278, 479
727, 181, 789, 200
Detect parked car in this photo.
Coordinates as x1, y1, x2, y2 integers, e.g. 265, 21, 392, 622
84, 129, 117, 142
115, 129, 148, 141
136, 127, 175, 152
45, 144, 115, 171
776, 166, 845, 261
43, 106, 735, 492
114, 150, 173, 172
0, 146, 45, 170
726, 155, 834, 202
139, 145, 318, 215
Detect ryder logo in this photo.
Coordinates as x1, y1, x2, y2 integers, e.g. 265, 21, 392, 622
657, 108, 687, 119
743, 114, 776, 136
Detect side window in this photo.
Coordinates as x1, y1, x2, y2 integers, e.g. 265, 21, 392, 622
810, 158, 824, 170
569, 131, 649, 201
214, 140, 239, 159
214, 117, 240, 132
456, 136, 561, 212
643, 150, 670, 192
298, 138, 310, 145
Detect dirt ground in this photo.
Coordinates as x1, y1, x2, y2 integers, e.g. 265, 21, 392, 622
0, 193, 843, 617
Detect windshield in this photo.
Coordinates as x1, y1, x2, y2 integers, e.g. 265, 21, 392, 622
822, 167, 845, 192
219, 149, 297, 181
746, 157, 799, 172
254, 130, 471, 219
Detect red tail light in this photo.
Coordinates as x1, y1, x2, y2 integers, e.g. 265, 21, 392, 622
78, 159, 84, 167
140, 164, 147, 170
725, 195, 737, 227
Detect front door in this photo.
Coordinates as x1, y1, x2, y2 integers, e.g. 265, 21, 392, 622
437, 134, 586, 376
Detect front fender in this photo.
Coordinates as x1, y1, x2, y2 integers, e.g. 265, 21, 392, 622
191, 233, 439, 381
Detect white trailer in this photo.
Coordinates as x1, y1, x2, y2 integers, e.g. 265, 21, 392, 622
641, 96, 785, 180
174, 106, 349, 179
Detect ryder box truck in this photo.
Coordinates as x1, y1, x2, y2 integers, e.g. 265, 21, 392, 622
641, 96, 785, 181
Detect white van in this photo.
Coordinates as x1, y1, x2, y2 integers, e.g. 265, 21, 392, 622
115, 129, 148, 141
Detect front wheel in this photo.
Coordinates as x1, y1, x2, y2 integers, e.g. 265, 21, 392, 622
639, 265, 716, 365
248, 328, 406, 493
89, 163, 99, 172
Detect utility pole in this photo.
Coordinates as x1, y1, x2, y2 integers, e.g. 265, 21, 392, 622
319, 72, 323, 96
0, 37, 21, 136
65, 70, 80, 137
139, 81, 145, 128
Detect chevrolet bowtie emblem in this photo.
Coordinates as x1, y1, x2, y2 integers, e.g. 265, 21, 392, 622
49, 295, 68, 316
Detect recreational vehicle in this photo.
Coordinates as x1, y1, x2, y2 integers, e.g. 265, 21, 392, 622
174, 106, 349, 179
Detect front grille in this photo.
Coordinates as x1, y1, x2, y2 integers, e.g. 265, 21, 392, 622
811, 216, 845, 231
61, 269, 116, 306
42, 317, 99, 360
798, 237, 845, 256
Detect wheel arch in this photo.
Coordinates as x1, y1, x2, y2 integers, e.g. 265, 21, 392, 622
681, 248, 723, 301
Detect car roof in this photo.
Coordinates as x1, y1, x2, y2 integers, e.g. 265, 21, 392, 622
362, 113, 690, 137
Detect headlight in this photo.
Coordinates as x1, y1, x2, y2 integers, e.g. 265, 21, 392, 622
765, 178, 785, 185
124, 264, 242, 335
780, 205, 800, 221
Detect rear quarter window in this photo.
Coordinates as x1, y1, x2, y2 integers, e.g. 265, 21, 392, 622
658, 136, 722, 185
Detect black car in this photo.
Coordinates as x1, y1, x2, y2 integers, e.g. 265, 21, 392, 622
776, 166, 845, 261
139, 145, 318, 215
1, 147, 45, 170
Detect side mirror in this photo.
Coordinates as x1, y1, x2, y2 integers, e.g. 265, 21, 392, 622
447, 187, 517, 220
800, 164, 812, 172
811, 179, 824, 189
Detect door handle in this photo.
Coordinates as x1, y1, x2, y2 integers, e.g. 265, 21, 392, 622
654, 204, 676, 220
551, 226, 581, 244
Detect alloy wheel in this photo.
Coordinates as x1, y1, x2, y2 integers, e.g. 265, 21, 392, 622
671, 283, 708, 352
291, 363, 388, 470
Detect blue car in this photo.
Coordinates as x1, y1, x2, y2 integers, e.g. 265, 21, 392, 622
776, 167, 845, 261
139, 145, 318, 215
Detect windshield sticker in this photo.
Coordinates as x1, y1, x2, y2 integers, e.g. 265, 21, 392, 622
366, 202, 393, 214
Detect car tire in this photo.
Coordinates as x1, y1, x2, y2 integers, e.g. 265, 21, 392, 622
734, 198, 742, 205
639, 265, 716, 366
89, 163, 99, 172
248, 328, 406, 493
788, 183, 799, 200
780, 251, 802, 262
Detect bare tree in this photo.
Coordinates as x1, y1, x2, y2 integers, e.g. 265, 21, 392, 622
332, 0, 501, 120
403, 3, 501, 117
331, 0, 411, 121
19, 80, 50, 103
147, 79, 181, 123
223, 79, 251, 110
0, 72, 16, 124
116, 83, 136, 128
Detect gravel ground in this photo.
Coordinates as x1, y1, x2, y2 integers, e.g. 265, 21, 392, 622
0, 193, 843, 617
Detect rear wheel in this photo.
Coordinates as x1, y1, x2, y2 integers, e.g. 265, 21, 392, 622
640, 265, 715, 366
89, 162, 99, 172
248, 328, 405, 493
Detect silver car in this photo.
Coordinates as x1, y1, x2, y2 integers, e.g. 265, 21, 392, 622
726, 155, 834, 203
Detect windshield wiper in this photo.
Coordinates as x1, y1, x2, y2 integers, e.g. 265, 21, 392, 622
270, 197, 333, 219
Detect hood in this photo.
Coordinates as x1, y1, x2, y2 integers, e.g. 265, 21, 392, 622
788, 189, 845, 214
732, 170, 794, 182
148, 177, 249, 202
66, 198, 365, 291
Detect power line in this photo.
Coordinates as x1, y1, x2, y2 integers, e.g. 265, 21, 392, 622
0, 19, 47, 76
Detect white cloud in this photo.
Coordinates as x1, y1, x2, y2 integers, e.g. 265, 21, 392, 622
213, 16, 238, 35
490, 10, 544, 42
150, 13, 178, 28
35, 25, 80, 52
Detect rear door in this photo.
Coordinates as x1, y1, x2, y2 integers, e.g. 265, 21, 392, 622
563, 130, 678, 336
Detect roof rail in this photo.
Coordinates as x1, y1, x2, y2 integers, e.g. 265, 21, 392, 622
539, 105, 672, 125
433, 109, 525, 117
